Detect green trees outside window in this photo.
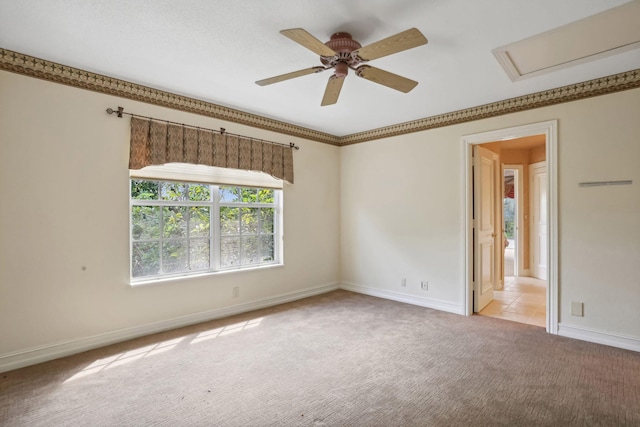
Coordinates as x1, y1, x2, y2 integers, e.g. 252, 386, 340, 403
131, 180, 280, 280
503, 197, 516, 240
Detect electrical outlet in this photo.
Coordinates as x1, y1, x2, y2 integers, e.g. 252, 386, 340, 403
401, 277, 407, 287
421, 281, 428, 290
232, 286, 240, 298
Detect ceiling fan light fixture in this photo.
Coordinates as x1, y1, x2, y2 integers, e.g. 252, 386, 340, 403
334, 61, 349, 78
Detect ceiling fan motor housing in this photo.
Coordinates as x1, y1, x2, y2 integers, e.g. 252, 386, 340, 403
321, 32, 362, 77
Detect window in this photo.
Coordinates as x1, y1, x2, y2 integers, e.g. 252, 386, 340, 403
130, 179, 281, 281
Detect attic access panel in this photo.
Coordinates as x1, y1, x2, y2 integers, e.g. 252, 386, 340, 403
493, 1, 640, 81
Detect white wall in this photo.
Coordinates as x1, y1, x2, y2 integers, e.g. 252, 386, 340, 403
340, 88, 640, 343
0, 71, 341, 367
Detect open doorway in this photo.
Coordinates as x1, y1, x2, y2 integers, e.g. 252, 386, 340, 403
492, 163, 546, 327
463, 121, 558, 334
473, 140, 547, 327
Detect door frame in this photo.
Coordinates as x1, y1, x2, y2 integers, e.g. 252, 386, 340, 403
462, 120, 558, 334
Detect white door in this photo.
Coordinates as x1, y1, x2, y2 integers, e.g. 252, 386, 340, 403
530, 162, 548, 280
474, 146, 499, 312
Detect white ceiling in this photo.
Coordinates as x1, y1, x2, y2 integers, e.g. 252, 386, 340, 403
1, 0, 639, 136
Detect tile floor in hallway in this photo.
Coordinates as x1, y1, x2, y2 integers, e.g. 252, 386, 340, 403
479, 276, 547, 327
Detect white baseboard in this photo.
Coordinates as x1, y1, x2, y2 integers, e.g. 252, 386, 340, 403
339, 282, 465, 315
0, 283, 340, 373
8, 284, 635, 373
558, 323, 640, 352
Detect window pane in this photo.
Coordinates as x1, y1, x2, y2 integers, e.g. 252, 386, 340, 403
131, 180, 281, 280
163, 206, 187, 238
190, 239, 210, 271
162, 240, 188, 273
188, 184, 211, 202
131, 180, 159, 200
220, 236, 240, 267
257, 189, 274, 203
260, 208, 274, 234
131, 206, 161, 240
240, 188, 257, 203
242, 235, 259, 265
132, 242, 160, 277
241, 208, 259, 234
259, 235, 275, 262
220, 207, 240, 235
189, 206, 210, 237
219, 186, 240, 203
161, 182, 187, 201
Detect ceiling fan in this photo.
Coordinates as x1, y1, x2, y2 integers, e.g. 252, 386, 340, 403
256, 28, 428, 106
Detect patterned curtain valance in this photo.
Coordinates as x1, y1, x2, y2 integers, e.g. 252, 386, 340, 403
129, 117, 294, 184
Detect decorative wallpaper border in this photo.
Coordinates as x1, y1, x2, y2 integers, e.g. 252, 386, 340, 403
0, 49, 339, 146
340, 69, 640, 146
2, 48, 639, 147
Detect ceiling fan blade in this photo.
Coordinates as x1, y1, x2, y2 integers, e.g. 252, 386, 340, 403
256, 66, 327, 86
321, 75, 345, 106
280, 28, 337, 57
356, 65, 418, 93
353, 28, 427, 61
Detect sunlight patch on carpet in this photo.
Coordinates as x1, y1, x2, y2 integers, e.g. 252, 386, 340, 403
191, 317, 263, 344
63, 337, 186, 383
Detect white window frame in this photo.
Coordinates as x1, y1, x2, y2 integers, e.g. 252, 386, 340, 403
213, 186, 282, 271
129, 165, 284, 284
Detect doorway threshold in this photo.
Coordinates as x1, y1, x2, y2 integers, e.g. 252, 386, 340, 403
478, 276, 546, 327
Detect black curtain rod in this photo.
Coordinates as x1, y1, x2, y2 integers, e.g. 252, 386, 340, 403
106, 106, 299, 150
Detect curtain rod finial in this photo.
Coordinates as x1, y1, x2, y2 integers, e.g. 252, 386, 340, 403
106, 106, 124, 118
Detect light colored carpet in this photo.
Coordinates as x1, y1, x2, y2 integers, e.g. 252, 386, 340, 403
1, 290, 639, 426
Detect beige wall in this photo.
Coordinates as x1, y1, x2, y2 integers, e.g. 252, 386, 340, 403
341, 87, 640, 339
0, 71, 341, 362
1, 70, 639, 367
529, 145, 546, 163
